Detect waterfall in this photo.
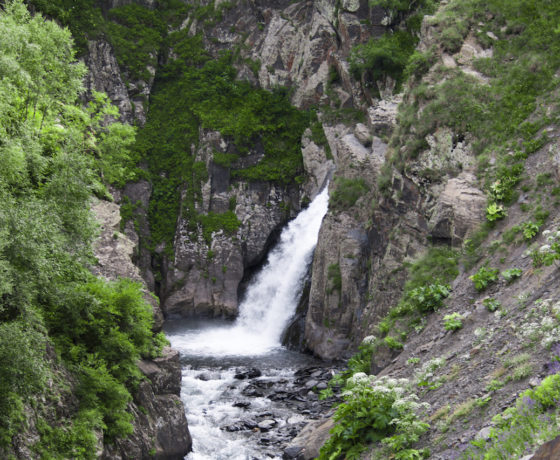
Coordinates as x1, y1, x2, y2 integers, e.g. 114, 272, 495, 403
169, 186, 329, 357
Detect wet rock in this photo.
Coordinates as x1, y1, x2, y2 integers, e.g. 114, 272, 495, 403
243, 386, 265, 398
243, 419, 258, 430
235, 368, 263, 380
233, 401, 251, 409
304, 379, 319, 389
258, 419, 278, 432
283, 446, 304, 459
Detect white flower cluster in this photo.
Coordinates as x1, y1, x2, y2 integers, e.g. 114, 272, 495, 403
414, 357, 446, 389
514, 298, 560, 348
542, 229, 560, 241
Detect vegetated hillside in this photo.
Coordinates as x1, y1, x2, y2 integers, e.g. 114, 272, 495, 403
0, 1, 189, 458
298, 0, 560, 458
6, 0, 560, 458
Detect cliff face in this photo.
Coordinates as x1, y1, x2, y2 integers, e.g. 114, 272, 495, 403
83, 0, 393, 321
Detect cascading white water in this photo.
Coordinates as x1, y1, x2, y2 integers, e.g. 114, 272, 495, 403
165, 186, 330, 460
169, 186, 329, 357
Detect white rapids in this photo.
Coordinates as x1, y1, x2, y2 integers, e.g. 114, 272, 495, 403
169, 186, 329, 357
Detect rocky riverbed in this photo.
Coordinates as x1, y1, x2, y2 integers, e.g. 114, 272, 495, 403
165, 319, 339, 460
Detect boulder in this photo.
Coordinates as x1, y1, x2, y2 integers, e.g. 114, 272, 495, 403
283, 418, 334, 460
428, 172, 486, 245
530, 435, 560, 460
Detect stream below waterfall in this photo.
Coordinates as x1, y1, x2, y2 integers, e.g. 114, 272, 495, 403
164, 187, 336, 459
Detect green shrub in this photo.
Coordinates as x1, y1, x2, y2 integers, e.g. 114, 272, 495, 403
319, 374, 429, 460
106, 5, 165, 81
486, 202, 507, 222
384, 335, 404, 350
408, 284, 450, 312
469, 267, 499, 291
522, 221, 540, 241
483, 298, 501, 312
0, 322, 50, 445
329, 177, 369, 210
501, 268, 522, 283
443, 313, 463, 331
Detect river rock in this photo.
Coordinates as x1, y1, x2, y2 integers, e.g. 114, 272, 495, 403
258, 419, 278, 432
284, 418, 335, 460
235, 368, 263, 379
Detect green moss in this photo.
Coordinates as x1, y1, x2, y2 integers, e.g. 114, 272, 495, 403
198, 211, 241, 244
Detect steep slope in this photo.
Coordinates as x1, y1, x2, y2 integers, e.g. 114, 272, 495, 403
293, 0, 560, 458
0, 2, 190, 458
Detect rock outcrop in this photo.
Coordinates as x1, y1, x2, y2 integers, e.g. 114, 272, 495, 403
91, 199, 191, 459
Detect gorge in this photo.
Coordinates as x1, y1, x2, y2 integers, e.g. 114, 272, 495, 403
2, 0, 560, 459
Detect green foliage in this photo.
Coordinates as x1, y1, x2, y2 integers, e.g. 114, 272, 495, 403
329, 177, 369, 210
522, 221, 540, 241
0, 322, 50, 444
351, 0, 436, 92
198, 211, 241, 244
531, 229, 560, 267
390, 0, 560, 226
27, 0, 105, 54
443, 313, 463, 331
463, 374, 560, 459
136, 33, 307, 248
106, 5, 165, 81
469, 266, 499, 291
404, 247, 459, 291
384, 335, 404, 350
407, 284, 450, 313
319, 375, 429, 460
501, 268, 522, 284
0, 1, 164, 451
350, 31, 417, 93
483, 298, 501, 312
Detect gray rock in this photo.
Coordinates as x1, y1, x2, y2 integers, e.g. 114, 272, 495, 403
258, 419, 278, 431
475, 426, 492, 441
354, 123, 372, 146
342, 0, 360, 13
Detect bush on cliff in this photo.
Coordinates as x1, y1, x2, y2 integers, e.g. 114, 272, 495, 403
0, 1, 163, 454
